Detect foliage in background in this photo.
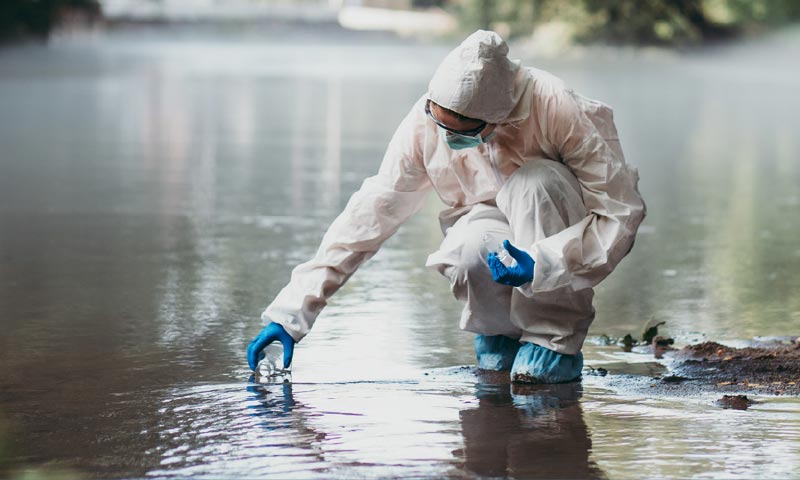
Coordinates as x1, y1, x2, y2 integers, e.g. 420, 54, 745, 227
0, 0, 100, 41
447, 0, 800, 45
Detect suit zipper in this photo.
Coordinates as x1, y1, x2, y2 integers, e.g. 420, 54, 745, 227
487, 142, 505, 189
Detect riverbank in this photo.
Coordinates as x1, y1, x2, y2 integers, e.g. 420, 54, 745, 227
585, 337, 800, 400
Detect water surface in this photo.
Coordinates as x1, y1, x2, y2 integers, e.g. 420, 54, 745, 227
1, 26, 799, 478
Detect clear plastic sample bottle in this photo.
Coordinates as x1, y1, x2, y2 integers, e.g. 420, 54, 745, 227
255, 342, 292, 383
481, 233, 517, 267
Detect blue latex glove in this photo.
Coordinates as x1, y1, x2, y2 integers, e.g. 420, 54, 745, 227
487, 239, 535, 287
246, 322, 295, 371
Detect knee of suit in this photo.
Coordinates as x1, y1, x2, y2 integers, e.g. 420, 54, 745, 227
501, 159, 581, 203
450, 236, 490, 285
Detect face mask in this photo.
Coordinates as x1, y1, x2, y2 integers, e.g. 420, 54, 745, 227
441, 127, 496, 150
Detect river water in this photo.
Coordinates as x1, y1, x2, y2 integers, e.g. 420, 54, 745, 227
1, 26, 799, 478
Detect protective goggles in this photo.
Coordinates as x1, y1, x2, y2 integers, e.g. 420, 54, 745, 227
425, 99, 487, 137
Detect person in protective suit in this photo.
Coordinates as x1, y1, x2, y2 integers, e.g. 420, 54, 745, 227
247, 30, 646, 383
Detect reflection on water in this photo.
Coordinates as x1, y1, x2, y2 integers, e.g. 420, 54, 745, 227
142, 375, 605, 479
1, 26, 799, 478
97, 371, 800, 480
583, 382, 800, 479
458, 382, 603, 479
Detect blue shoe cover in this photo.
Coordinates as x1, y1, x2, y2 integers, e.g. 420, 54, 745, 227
510, 342, 583, 384
474, 335, 521, 370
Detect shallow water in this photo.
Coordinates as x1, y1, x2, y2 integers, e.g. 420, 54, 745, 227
1, 26, 799, 478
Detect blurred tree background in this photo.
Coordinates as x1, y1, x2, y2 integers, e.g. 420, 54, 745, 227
0, 0, 100, 41
448, 0, 800, 45
1, 0, 799, 45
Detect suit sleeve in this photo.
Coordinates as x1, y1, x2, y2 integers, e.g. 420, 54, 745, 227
262, 100, 432, 341
523, 86, 646, 294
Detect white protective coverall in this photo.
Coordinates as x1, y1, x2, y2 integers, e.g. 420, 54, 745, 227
263, 30, 646, 355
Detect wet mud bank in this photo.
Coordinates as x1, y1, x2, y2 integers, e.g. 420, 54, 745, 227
589, 338, 800, 398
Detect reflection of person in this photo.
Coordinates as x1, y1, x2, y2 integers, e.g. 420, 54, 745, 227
457, 382, 604, 478
246, 378, 323, 454
247, 378, 297, 415
247, 30, 646, 383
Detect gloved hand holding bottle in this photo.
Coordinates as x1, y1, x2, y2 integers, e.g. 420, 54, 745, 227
247, 321, 295, 371
487, 239, 535, 287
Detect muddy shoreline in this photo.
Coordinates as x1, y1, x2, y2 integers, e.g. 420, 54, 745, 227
589, 338, 800, 398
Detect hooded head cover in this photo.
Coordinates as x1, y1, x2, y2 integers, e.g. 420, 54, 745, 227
428, 30, 521, 125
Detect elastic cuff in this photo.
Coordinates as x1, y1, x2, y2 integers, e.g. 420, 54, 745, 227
261, 310, 305, 343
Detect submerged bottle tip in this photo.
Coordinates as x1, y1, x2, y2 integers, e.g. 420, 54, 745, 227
255, 343, 292, 383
